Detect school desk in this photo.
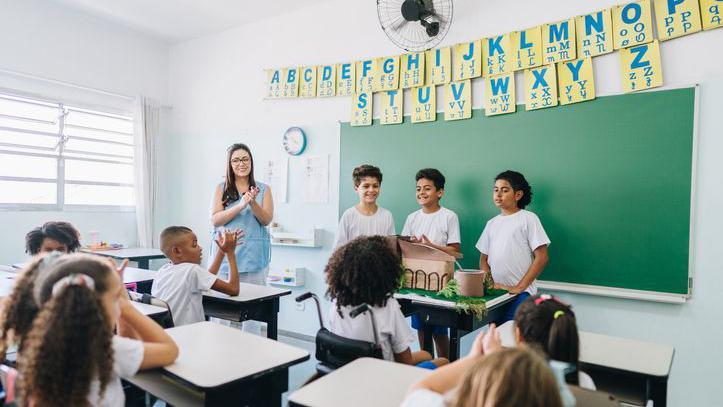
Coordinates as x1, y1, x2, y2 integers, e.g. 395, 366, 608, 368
579, 331, 673, 407
122, 266, 158, 294
130, 301, 173, 328
394, 291, 516, 361
80, 247, 166, 269
124, 371, 204, 407
288, 357, 430, 407
202, 282, 291, 340
497, 321, 671, 406
142, 321, 309, 406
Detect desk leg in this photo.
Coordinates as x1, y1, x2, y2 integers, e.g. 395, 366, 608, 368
137, 259, 150, 269
649, 377, 668, 407
267, 299, 279, 340
422, 324, 434, 355
449, 329, 461, 362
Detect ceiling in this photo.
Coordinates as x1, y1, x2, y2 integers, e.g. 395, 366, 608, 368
48, 0, 332, 43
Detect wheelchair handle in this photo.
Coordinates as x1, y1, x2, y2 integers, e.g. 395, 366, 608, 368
296, 292, 325, 329
350, 303, 380, 346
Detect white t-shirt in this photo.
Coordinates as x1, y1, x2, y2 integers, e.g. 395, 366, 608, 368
400, 389, 446, 407
401, 207, 461, 246
334, 206, 396, 248
88, 335, 144, 407
327, 297, 414, 361
476, 210, 550, 295
151, 262, 218, 326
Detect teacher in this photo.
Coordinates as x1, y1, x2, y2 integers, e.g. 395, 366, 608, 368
210, 143, 274, 288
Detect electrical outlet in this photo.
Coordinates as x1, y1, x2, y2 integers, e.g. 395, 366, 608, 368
295, 301, 305, 311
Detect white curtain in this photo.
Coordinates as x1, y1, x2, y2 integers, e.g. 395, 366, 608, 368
133, 96, 160, 248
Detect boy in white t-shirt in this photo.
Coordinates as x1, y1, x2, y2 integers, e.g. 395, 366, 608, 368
334, 164, 395, 248
402, 168, 461, 359
476, 170, 550, 323
152, 226, 242, 326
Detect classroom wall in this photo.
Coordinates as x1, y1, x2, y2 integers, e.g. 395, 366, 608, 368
0, 0, 170, 264
164, 1, 723, 404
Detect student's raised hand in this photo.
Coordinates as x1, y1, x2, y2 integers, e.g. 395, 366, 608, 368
468, 324, 502, 358
234, 229, 246, 246
482, 323, 502, 354
215, 229, 237, 253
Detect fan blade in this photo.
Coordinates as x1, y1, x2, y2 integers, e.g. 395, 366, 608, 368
388, 17, 410, 32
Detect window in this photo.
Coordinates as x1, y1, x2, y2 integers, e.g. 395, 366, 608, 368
0, 92, 135, 210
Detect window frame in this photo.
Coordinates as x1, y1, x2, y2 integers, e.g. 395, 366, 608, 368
0, 93, 135, 212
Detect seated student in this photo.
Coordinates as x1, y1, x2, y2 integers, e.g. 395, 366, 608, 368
334, 164, 395, 248
514, 294, 595, 390
14, 253, 178, 407
152, 226, 241, 326
326, 236, 447, 368
401, 324, 563, 407
24, 221, 81, 255
0, 256, 55, 356
402, 168, 461, 358
477, 170, 550, 323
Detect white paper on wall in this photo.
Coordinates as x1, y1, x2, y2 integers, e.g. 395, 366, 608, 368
302, 155, 328, 203
262, 157, 288, 203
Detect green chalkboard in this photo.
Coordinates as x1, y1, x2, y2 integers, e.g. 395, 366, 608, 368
340, 87, 695, 296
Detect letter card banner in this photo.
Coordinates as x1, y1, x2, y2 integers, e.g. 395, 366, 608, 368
351, 93, 372, 126
653, 0, 702, 40
317, 65, 336, 97
377, 56, 400, 91
512, 27, 543, 70
619, 40, 663, 92
543, 19, 577, 63
484, 33, 515, 76
356, 59, 377, 93
444, 80, 472, 121
266, 69, 282, 99
380, 90, 404, 125
281, 68, 299, 98
613, 0, 655, 49
558, 57, 596, 105
453, 40, 482, 81
425, 47, 452, 85
485, 73, 516, 116
525, 64, 559, 111
401, 52, 426, 88
299, 66, 317, 98
412, 85, 436, 123
336, 63, 356, 96
700, 0, 723, 30
576, 9, 614, 58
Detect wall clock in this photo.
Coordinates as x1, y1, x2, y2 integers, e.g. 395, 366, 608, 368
283, 126, 307, 156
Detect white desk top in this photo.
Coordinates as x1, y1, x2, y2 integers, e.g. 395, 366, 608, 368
394, 292, 515, 310
131, 301, 168, 317
579, 331, 674, 377
497, 322, 674, 378
125, 371, 204, 407
163, 321, 309, 389
202, 282, 290, 303
81, 247, 166, 259
123, 267, 158, 284
289, 357, 430, 407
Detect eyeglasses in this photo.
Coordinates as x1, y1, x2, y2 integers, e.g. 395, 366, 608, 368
230, 157, 251, 166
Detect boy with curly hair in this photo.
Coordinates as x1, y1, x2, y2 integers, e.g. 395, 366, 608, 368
326, 236, 447, 368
